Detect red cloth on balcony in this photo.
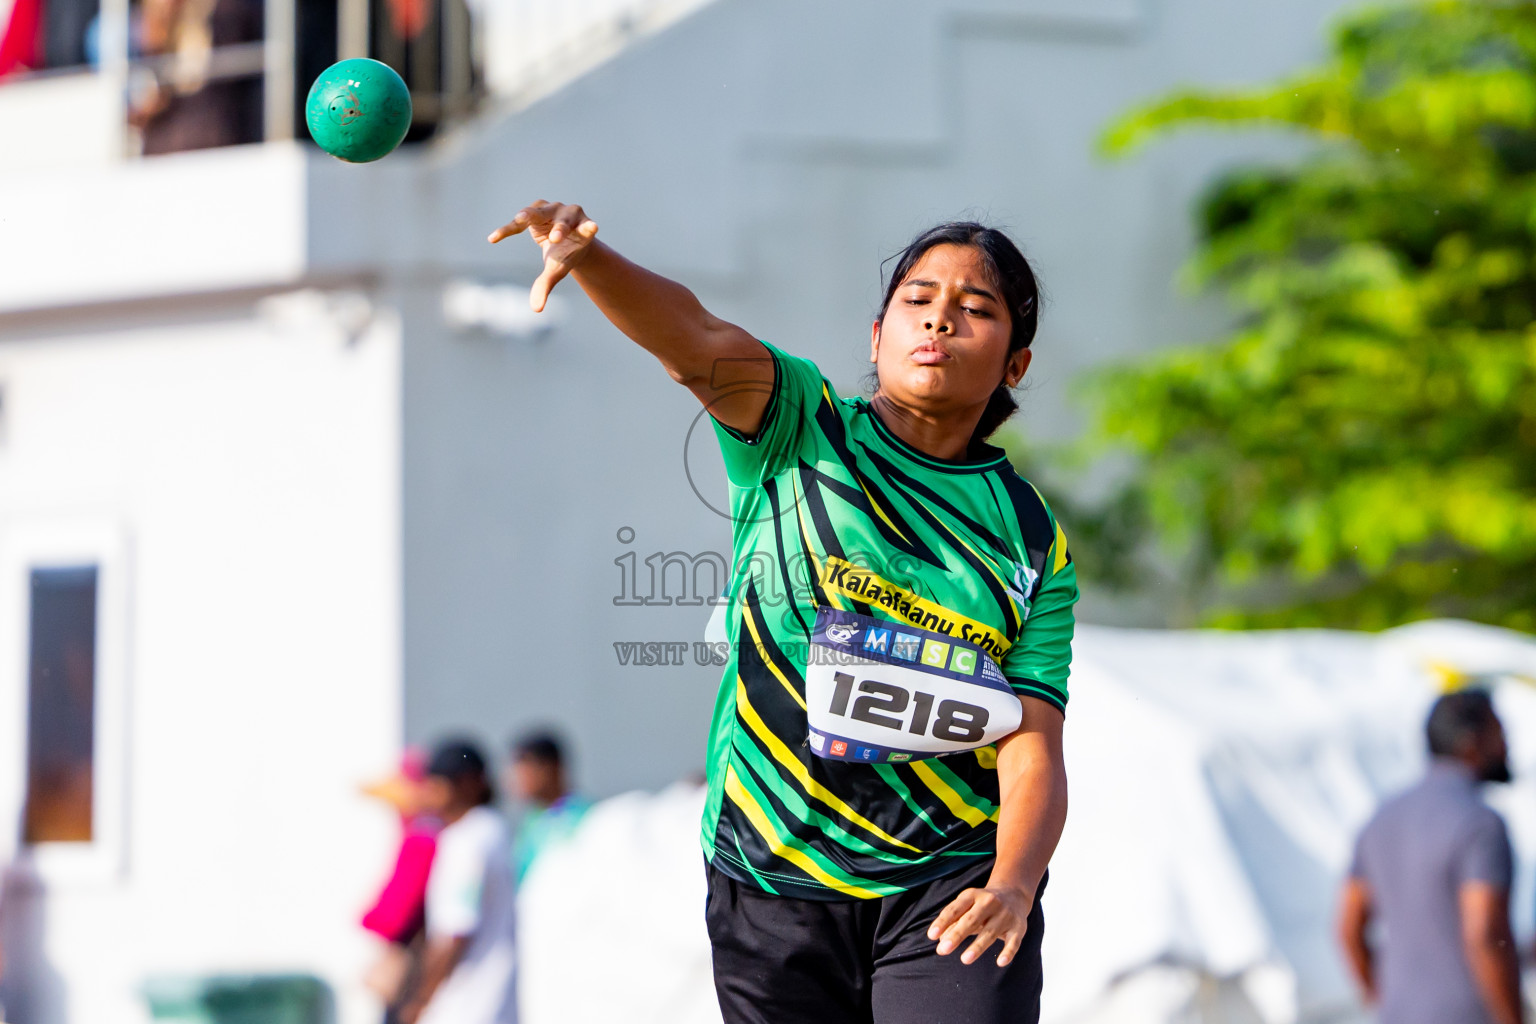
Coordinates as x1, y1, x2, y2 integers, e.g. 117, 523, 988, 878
0, 0, 42, 77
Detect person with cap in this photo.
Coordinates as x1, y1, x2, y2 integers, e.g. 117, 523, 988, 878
397, 738, 517, 1024
359, 747, 441, 1024
1337, 689, 1522, 1024
505, 730, 591, 885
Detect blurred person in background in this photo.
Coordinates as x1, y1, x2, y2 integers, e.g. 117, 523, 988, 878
504, 730, 589, 885
128, 0, 262, 154
1338, 690, 1521, 1024
359, 747, 442, 1024
397, 739, 517, 1024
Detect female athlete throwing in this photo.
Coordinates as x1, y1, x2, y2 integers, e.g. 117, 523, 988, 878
490, 202, 1077, 1024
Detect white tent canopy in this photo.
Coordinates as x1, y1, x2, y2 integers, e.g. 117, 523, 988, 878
519, 621, 1536, 1024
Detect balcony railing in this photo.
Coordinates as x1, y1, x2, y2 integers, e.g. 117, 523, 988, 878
0, 0, 710, 167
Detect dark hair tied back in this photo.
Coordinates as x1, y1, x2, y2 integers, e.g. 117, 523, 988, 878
876, 222, 1042, 451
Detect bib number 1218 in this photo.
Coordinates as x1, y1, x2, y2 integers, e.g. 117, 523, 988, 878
827, 672, 989, 744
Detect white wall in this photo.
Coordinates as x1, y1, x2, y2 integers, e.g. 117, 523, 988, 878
0, 296, 402, 1024
0, 144, 309, 315
0, 73, 124, 174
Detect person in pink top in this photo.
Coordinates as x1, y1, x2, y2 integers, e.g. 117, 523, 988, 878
360, 748, 443, 1024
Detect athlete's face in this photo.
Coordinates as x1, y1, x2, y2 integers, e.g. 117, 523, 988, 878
871, 244, 1030, 418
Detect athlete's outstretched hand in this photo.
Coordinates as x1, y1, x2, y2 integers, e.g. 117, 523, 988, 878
486, 201, 769, 434
488, 201, 600, 312
928, 884, 1033, 967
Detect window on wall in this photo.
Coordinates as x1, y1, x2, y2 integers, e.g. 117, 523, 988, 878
24, 566, 98, 845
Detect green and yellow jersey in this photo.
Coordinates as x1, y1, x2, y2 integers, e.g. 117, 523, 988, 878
701, 341, 1078, 900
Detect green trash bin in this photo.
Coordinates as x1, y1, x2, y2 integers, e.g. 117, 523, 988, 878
142, 974, 333, 1024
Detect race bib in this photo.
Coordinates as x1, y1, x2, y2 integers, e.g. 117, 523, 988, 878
805, 608, 1022, 764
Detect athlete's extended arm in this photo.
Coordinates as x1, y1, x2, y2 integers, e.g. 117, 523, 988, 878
489, 202, 772, 435
928, 696, 1066, 967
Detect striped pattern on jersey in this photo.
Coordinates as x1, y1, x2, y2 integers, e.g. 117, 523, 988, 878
699, 341, 1079, 900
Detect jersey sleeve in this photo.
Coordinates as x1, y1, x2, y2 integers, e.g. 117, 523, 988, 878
710, 341, 827, 487
1001, 515, 1078, 713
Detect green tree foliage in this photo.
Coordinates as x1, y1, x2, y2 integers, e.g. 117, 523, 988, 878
1093, 0, 1536, 630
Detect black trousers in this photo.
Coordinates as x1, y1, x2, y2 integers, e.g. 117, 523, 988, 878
706, 857, 1045, 1024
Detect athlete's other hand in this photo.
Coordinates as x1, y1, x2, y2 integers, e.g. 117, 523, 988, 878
487, 201, 600, 312
928, 884, 1033, 967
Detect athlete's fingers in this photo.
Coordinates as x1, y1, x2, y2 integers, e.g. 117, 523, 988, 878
487, 201, 556, 244
529, 260, 564, 312
929, 888, 979, 935
996, 928, 1025, 968
937, 894, 996, 955
544, 203, 581, 243
547, 217, 598, 251
959, 925, 1003, 966
927, 889, 978, 944
947, 899, 992, 941
486, 212, 527, 244
546, 204, 588, 245
528, 230, 600, 310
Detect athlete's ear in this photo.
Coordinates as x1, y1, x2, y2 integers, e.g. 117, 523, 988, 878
1004, 347, 1033, 388
870, 320, 881, 364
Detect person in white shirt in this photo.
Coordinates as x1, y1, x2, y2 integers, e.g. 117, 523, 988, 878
399, 739, 518, 1024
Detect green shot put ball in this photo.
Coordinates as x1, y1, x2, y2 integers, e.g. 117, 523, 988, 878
305, 58, 412, 163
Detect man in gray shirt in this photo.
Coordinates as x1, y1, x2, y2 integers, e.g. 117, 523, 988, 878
1338, 690, 1521, 1024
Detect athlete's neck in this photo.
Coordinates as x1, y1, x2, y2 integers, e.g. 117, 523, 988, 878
869, 393, 982, 462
